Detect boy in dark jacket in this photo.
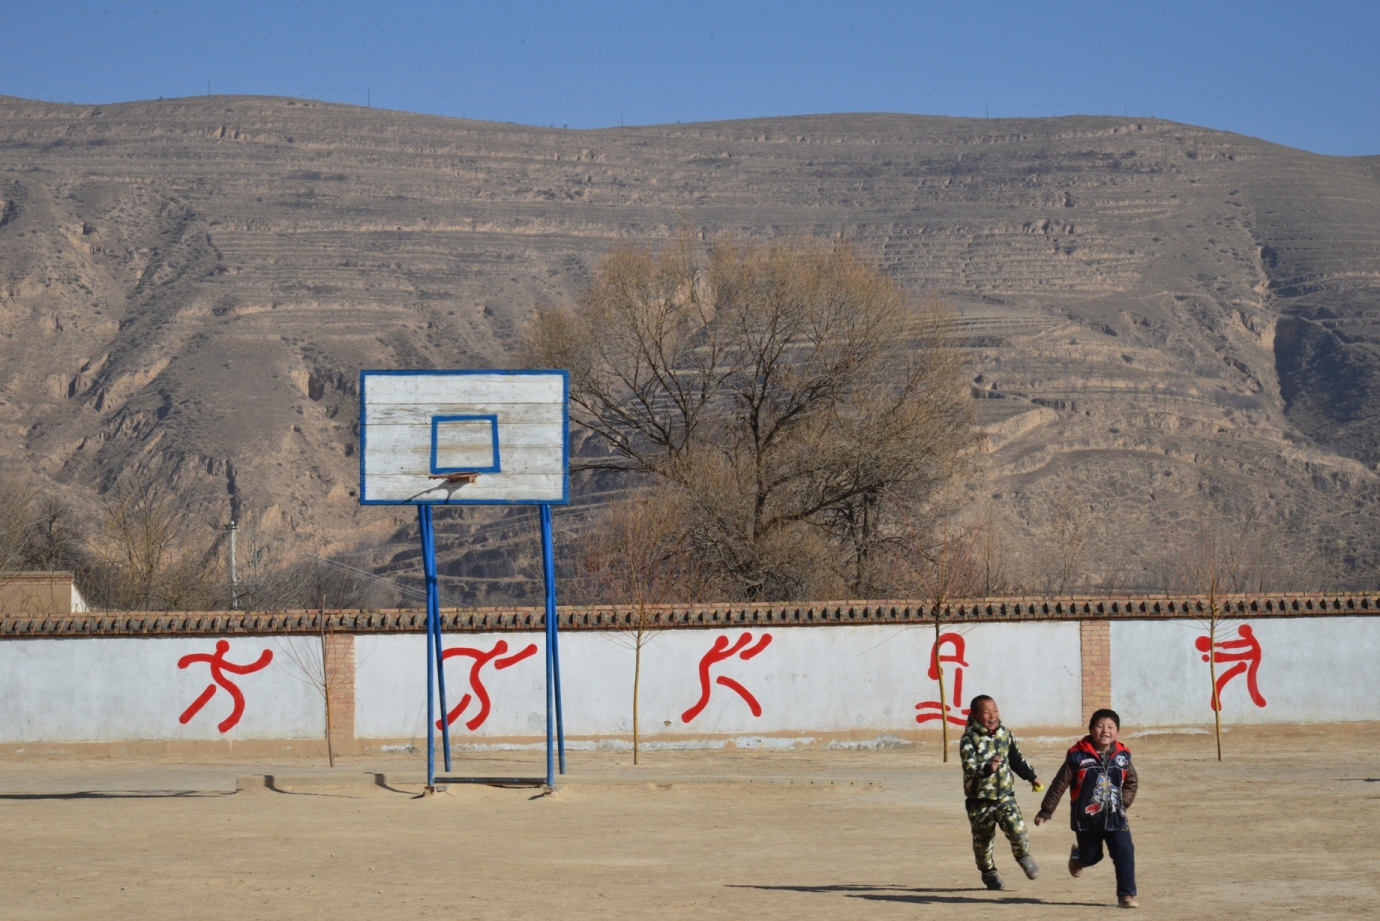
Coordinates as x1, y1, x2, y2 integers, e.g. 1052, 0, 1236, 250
1034, 708, 1140, 909
959, 695, 1043, 891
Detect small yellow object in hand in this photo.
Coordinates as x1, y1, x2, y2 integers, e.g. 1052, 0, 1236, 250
1032, 781, 1045, 792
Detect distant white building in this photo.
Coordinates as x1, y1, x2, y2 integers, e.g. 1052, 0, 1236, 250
0, 572, 88, 615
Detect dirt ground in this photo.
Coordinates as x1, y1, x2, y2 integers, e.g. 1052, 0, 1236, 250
2, 726, 1378, 920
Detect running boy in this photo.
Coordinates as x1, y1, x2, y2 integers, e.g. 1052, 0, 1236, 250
1034, 708, 1139, 909
959, 694, 1042, 891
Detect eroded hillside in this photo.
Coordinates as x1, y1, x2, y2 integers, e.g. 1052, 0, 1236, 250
1, 96, 1377, 600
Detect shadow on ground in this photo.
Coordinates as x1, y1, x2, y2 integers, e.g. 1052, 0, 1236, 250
0, 790, 232, 800
731, 883, 1105, 907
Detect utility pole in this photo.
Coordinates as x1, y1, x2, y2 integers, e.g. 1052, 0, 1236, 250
225, 520, 239, 609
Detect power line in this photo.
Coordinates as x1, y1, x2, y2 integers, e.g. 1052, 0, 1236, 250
313, 555, 430, 605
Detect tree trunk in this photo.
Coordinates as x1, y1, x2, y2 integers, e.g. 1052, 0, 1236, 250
936, 618, 949, 763
321, 624, 335, 768
1208, 611, 1222, 762
632, 626, 643, 766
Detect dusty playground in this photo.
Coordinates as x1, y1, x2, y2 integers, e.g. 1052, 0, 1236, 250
2, 726, 1378, 920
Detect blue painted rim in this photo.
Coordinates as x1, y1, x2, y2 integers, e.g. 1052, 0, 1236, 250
430, 414, 501, 475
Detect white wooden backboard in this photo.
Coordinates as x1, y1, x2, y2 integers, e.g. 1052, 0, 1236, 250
359, 370, 569, 505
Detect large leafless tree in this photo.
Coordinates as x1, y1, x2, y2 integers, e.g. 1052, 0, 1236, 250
523, 234, 977, 600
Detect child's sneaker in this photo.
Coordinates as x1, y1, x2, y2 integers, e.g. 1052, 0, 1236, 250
1017, 855, 1040, 879
1067, 845, 1083, 877
1119, 896, 1140, 909
981, 870, 1005, 891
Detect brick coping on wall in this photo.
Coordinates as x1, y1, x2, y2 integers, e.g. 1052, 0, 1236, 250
2, 592, 1377, 638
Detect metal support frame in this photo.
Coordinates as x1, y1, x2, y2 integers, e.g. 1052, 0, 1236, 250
541, 504, 567, 777
423, 504, 566, 790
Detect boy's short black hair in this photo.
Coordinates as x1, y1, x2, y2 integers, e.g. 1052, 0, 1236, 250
1088, 708, 1121, 732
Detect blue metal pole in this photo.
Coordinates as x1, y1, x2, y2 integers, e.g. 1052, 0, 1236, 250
541, 504, 566, 774
421, 505, 453, 774
544, 590, 554, 788
420, 505, 435, 788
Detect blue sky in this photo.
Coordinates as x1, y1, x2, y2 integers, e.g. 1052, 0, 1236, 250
2, 1, 1376, 156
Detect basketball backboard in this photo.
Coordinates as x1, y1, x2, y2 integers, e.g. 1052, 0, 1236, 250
358, 370, 569, 505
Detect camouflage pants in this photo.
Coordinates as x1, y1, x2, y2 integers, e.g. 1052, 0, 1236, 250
965, 798, 1031, 873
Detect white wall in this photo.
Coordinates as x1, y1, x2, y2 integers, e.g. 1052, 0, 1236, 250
355, 622, 1083, 739
0, 637, 324, 743
19, 616, 1375, 743
1112, 618, 1380, 725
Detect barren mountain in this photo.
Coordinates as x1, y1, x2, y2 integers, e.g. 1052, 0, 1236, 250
1, 95, 1377, 601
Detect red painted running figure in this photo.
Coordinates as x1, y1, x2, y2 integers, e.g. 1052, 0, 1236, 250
177, 640, 274, 733
681, 632, 772, 723
1194, 624, 1267, 710
436, 640, 539, 731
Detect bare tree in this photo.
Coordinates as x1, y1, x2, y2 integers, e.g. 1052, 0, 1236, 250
85, 479, 220, 611
0, 474, 38, 575
1162, 514, 1266, 761
1040, 492, 1089, 596
275, 614, 353, 767
295, 548, 372, 612
970, 500, 1012, 598
24, 495, 81, 573
575, 489, 713, 764
522, 233, 976, 600
888, 503, 988, 761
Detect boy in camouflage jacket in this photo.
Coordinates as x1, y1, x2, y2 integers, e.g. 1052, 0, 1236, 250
959, 694, 1043, 890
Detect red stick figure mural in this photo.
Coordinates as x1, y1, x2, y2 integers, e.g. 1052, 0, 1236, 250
177, 640, 274, 733
1195, 624, 1267, 710
915, 631, 969, 726
681, 632, 773, 723
436, 640, 539, 731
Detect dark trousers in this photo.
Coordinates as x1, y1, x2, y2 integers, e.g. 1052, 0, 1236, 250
1074, 828, 1136, 898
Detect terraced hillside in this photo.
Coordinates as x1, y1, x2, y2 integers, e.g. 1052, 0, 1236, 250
1, 95, 1377, 600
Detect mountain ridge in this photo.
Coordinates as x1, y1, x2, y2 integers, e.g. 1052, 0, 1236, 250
1, 95, 1377, 600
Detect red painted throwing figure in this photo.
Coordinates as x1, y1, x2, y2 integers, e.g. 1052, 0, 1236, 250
436, 640, 539, 731
916, 632, 970, 726
177, 640, 274, 733
681, 632, 772, 723
1194, 624, 1267, 710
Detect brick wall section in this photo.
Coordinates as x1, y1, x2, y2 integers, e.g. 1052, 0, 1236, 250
1080, 619, 1112, 726
324, 633, 356, 751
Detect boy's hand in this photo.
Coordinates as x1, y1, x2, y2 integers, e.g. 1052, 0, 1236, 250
1031, 778, 1044, 792
1033, 813, 1049, 826
988, 756, 1003, 773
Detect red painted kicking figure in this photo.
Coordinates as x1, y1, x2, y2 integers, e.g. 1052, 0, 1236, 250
436, 640, 539, 731
1195, 624, 1267, 710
